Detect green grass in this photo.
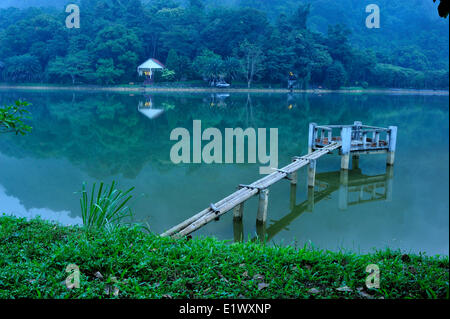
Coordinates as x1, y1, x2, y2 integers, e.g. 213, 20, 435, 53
0, 216, 448, 299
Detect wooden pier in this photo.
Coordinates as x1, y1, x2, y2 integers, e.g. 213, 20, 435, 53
161, 121, 398, 239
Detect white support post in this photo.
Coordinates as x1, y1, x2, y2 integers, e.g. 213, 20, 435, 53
256, 189, 269, 224
387, 126, 397, 166
233, 202, 244, 221
308, 122, 317, 153
290, 157, 298, 185
290, 171, 298, 185
308, 160, 316, 188
340, 127, 352, 170
320, 128, 325, 144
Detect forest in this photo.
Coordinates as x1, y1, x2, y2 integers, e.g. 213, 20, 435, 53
0, 0, 448, 89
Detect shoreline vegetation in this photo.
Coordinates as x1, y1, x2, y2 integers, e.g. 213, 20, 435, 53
0, 84, 449, 95
0, 2, 448, 93
0, 215, 448, 299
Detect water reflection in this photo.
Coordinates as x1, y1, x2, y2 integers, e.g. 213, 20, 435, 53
207, 93, 230, 108
138, 95, 164, 120
0, 183, 82, 225
234, 166, 395, 243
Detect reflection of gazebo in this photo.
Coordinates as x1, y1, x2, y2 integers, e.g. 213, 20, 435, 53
138, 95, 164, 120
137, 58, 165, 85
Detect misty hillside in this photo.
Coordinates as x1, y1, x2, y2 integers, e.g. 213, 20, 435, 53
1, 0, 447, 63
0, 0, 447, 88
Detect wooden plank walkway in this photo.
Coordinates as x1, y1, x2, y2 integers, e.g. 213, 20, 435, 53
161, 142, 342, 238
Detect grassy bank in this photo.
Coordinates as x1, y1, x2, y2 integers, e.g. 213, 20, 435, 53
0, 216, 448, 299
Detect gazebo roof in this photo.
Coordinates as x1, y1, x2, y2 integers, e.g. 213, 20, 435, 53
137, 58, 165, 70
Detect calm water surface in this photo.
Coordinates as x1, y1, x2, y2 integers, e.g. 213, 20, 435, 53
0, 90, 448, 255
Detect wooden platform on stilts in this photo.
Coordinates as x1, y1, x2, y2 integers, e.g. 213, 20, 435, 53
161, 121, 398, 239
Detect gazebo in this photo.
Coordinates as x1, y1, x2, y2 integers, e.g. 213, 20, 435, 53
137, 58, 165, 85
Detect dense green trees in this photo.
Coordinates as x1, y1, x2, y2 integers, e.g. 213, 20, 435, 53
0, 0, 448, 89
325, 61, 347, 90
47, 51, 93, 84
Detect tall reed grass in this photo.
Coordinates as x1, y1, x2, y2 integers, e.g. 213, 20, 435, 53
80, 181, 134, 230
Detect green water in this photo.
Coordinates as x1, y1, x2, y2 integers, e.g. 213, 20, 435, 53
0, 90, 448, 255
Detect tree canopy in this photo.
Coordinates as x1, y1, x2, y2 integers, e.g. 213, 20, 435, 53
0, 0, 448, 89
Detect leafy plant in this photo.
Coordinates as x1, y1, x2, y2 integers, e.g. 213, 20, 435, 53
161, 69, 176, 82
80, 181, 134, 230
0, 100, 32, 135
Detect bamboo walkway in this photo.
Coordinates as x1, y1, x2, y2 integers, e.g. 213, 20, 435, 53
161, 142, 341, 238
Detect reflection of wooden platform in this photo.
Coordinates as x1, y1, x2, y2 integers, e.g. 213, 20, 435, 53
250, 166, 394, 242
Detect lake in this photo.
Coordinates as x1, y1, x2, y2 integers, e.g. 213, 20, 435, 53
0, 89, 448, 255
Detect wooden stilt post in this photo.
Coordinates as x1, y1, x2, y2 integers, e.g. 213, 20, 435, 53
290, 157, 298, 185
308, 160, 316, 188
352, 154, 360, 170
387, 126, 397, 166
233, 219, 244, 242
290, 171, 298, 185
308, 122, 317, 154
339, 169, 349, 210
290, 184, 297, 211
233, 202, 244, 221
256, 189, 269, 224
307, 187, 315, 212
374, 131, 380, 147
341, 127, 352, 170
